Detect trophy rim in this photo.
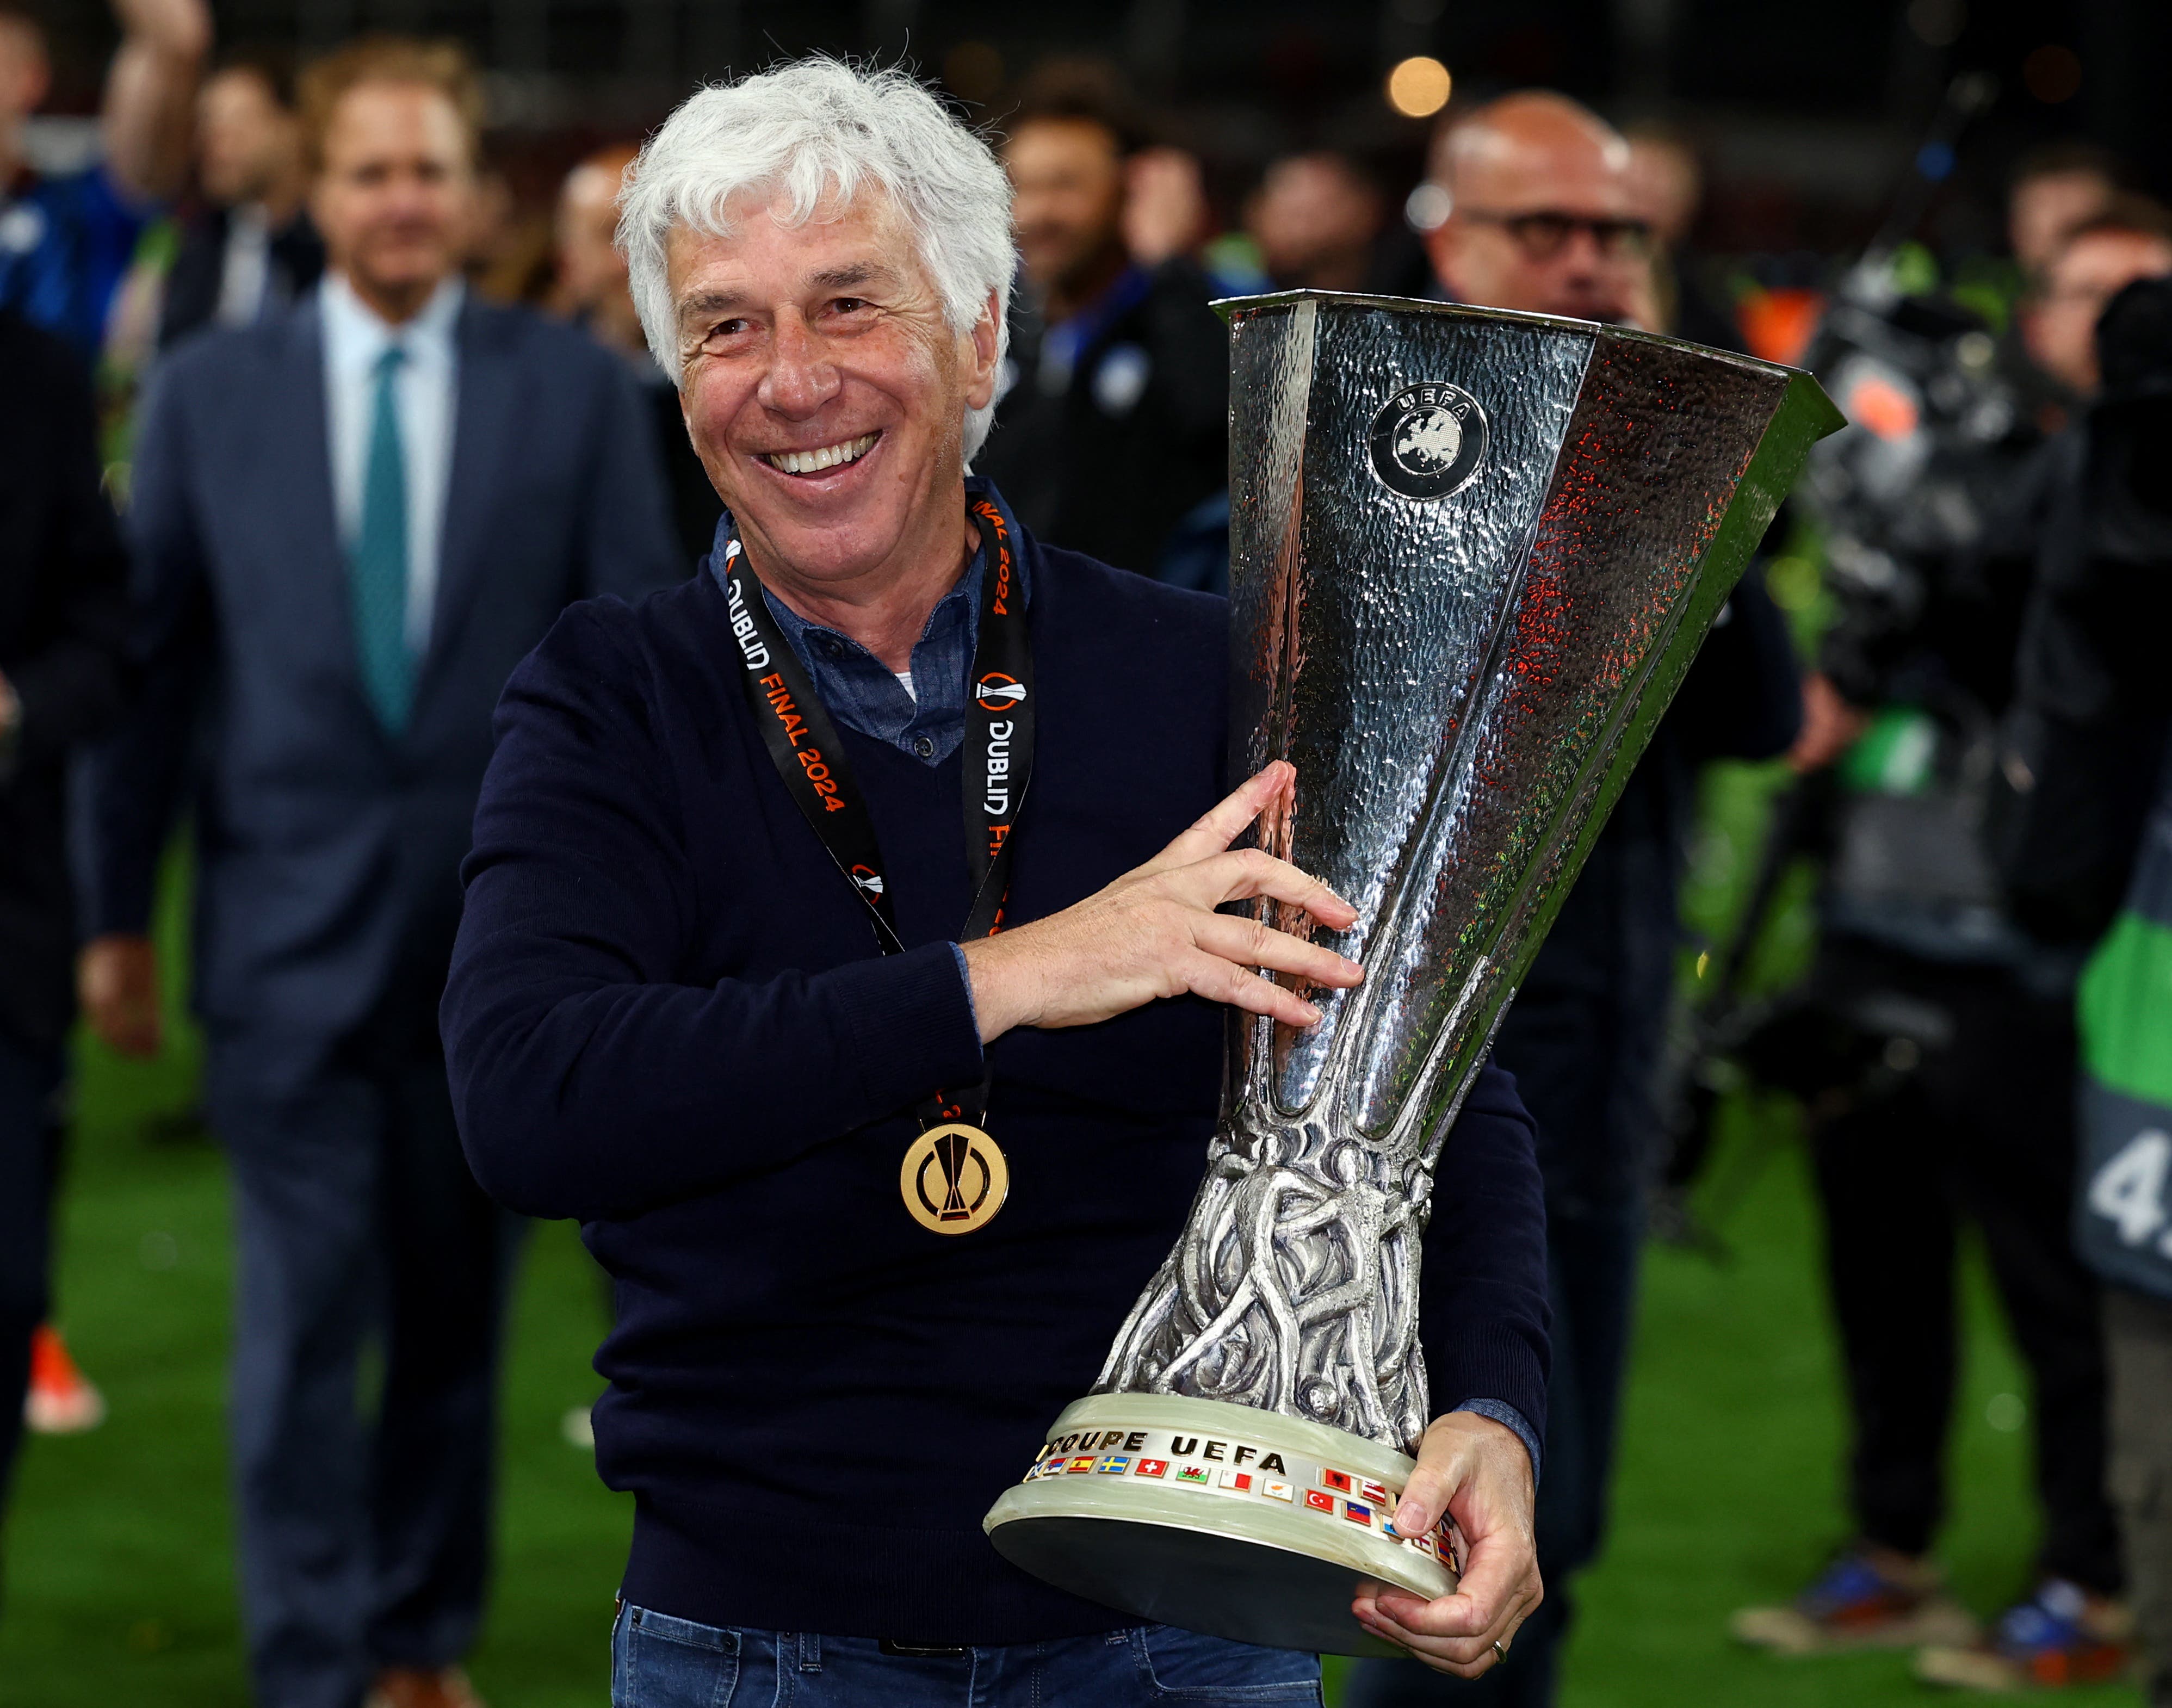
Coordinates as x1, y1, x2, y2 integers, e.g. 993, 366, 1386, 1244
1210, 285, 1831, 393
1046, 1391, 1421, 1482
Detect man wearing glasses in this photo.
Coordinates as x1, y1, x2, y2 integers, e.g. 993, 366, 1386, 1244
1346, 92, 1804, 1708
1418, 91, 1655, 333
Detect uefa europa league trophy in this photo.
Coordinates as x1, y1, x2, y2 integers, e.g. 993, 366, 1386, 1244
984, 292, 1842, 1653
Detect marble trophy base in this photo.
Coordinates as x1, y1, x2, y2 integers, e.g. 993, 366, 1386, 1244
983, 1393, 1461, 1656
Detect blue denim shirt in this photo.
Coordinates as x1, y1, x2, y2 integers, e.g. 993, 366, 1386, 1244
762, 543, 987, 767
707, 486, 1020, 769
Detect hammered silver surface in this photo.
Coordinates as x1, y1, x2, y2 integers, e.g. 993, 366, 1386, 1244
1093, 293, 1834, 1452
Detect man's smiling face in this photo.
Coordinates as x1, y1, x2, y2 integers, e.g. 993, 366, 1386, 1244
670, 187, 998, 590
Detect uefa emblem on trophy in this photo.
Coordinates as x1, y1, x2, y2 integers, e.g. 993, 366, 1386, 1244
983, 291, 1841, 1653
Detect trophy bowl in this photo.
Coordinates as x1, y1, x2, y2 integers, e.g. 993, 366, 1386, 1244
986, 291, 1842, 1654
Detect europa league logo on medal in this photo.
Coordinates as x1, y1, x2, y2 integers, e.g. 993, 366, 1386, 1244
901, 1124, 1008, 1235
1367, 380, 1488, 500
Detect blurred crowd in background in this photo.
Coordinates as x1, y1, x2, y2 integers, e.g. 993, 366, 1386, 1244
3, 1, 2171, 1705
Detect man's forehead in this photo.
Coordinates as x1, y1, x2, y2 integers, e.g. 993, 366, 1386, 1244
1459, 131, 1630, 213
206, 65, 276, 106
326, 81, 469, 153
2024, 170, 2112, 203
561, 163, 621, 215
1007, 116, 1118, 160
667, 194, 918, 302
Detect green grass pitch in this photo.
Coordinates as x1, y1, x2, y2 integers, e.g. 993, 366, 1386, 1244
0, 815, 2142, 1705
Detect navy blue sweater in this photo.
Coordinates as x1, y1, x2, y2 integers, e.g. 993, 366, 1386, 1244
443, 533, 1549, 1644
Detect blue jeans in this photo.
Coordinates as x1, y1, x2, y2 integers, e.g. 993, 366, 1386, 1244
609, 1605, 1324, 1706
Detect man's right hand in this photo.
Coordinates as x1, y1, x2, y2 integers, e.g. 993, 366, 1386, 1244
79, 934, 163, 1059
1787, 671, 1870, 773
961, 761, 1364, 1044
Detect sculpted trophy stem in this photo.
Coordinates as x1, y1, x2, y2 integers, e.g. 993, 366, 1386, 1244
1095, 1102, 1435, 1452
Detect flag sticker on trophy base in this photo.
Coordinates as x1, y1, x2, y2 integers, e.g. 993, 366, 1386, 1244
985, 290, 1841, 1655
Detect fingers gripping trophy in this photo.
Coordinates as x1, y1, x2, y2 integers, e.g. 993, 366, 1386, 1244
984, 292, 1841, 1652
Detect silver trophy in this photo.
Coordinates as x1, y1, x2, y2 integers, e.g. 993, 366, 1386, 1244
985, 293, 1841, 1653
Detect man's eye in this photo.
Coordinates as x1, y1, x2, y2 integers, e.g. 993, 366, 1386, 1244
830, 297, 870, 315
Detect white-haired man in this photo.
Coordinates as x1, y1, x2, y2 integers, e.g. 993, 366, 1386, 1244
443, 60, 1549, 1704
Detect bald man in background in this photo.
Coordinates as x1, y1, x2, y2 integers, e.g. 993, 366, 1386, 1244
1420, 92, 1647, 326
552, 144, 717, 565
1347, 92, 1804, 1708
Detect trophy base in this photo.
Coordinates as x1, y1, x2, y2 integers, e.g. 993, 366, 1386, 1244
983, 1394, 1459, 1656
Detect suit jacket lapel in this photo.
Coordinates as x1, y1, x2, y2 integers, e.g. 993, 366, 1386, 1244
416, 300, 518, 715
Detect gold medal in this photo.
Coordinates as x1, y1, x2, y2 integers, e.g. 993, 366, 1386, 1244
900, 1122, 1008, 1235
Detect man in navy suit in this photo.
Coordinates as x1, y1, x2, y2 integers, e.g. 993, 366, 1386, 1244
78, 37, 682, 1708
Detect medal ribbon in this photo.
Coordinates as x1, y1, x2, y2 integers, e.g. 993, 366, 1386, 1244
720, 496, 1033, 1133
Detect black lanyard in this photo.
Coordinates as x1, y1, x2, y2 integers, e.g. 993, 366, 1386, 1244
720, 496, 1033, 1130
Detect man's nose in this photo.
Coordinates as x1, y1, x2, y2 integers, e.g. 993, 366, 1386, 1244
1557, 226, 1610, 276
759, 313, 841, 417
383, 174, 438, 219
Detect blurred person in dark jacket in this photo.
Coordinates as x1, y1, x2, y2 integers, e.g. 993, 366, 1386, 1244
158, 48, 323, 351
0, 0, 200, 1450
976, 59, 1228, 580
1730, 208, 2172, 1690
0, 307, 128, 1579
552, 141, 717, 566
1347, 89, 1804, 1708
1969, 144, 2138, 448
76, 37, 681, 1708
1998, 273, 2172, 1708
1245, 150, 1384, 294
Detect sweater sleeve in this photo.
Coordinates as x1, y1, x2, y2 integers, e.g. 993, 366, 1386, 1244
442, 601, 988, 1223
1418, 1061, 1551, 1446
79, 363, 213, 936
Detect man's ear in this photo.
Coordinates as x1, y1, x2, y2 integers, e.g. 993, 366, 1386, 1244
18, 53, 50, 115
962, 287, 1003, 413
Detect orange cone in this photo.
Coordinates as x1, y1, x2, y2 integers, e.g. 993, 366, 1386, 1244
25, 1324, 106, 1434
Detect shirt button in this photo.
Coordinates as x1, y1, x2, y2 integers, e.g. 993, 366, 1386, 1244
914, 735, 935, 759
821, 637, 845, 658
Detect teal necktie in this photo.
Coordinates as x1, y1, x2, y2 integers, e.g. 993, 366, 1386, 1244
351, 343, 412, 732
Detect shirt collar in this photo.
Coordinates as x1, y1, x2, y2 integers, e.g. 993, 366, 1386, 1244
763, 543, 982, 679
320, 270, 464, 367
705, 479, 1030, 765
704, 479, 1030, 621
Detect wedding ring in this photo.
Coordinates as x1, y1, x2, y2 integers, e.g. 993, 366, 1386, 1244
1492, 1640, 1509, 1664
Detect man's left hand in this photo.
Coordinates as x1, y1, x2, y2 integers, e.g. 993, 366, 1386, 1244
1351, 1410, 1542, 1676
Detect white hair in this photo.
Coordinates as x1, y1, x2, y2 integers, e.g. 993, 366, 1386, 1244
618, 59, 1014, 463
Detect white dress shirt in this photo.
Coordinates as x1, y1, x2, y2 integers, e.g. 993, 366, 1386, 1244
320, 271, 462, 654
